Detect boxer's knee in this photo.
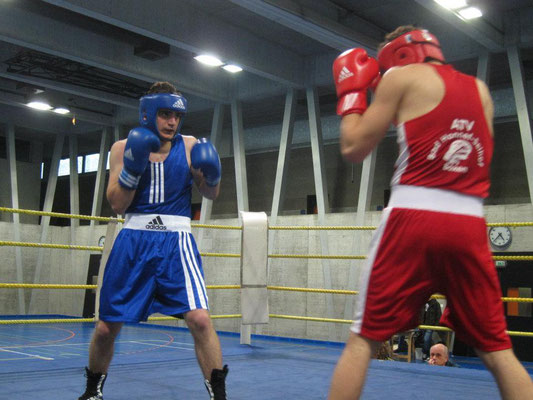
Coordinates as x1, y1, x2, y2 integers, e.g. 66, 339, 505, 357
185, 309, 213, 336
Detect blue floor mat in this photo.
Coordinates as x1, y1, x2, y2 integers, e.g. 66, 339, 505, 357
0, 322, 528, 399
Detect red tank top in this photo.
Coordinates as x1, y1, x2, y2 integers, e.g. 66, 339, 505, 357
391, 64, 493, 198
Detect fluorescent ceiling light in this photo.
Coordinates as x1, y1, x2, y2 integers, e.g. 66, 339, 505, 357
223, 64, 243, 73
53, 107, 70, 114
458, 6, 482, 19
194, 54, 224, 67
434, 0, 467, 10
27, 101, 52, 110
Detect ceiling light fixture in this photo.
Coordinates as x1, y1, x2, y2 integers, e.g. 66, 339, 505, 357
434, 0, 467, 10
53, 107, 70, 114
26, 101, 52, 111
457, 6, 482, 19
194, 54, 224, 67
223, 64, 243, 73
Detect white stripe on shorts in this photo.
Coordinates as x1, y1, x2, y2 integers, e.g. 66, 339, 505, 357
184, 232, 208, 308
350, 207, 392, 335
179, 231, 197, 309
181, 232, 207, 309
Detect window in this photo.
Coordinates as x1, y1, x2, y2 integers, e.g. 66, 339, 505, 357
57, 156, 84, 177
58, 159, 70, 177
84, 154, 99, 173
41, 152, 110, 179
84, 152, 110, 173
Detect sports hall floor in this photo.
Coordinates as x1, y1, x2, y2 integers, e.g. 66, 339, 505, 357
1, 321, 531, 399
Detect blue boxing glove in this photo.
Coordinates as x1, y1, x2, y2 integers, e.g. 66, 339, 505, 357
190, 138, 221, 187
118, 127, 160, 190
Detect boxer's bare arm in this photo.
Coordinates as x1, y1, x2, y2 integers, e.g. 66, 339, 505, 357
107, 140, 136, 215
340, 68, 406, 163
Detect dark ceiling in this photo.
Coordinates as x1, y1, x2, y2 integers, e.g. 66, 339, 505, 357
0, 0, 532, 154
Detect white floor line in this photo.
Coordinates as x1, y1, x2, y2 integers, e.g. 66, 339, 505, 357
128, 340, 194, 351
0, 347, 54, 360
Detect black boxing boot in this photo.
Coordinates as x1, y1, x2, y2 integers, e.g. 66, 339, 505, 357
204, 365, 228, 400
78, 367, 107, 400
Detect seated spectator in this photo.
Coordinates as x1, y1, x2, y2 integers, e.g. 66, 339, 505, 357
427, 343, 459, 367
420, 298, 442, 359
374, 341, 393, 361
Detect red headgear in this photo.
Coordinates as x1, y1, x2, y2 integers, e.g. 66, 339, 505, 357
377, 29, 445, 72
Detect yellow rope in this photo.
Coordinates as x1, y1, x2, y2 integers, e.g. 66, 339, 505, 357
0, 318, 96, 325
1, 316, 531, 337
268, 317, 532, 337
0, 242, 240, 258
500, 297, 533, 303
269, 314, 353, 324
418, 324, 453, 332
5, 206, 532, 230
269, 225, 377, 231
0, 283, 98, 289
4, 239, 532, 262
200, 252, 241, 258
486, 222, 533, 227
419, 325, 533, 337
0, 283, 241, 290
147, 314, 241, 321
270, 253, 533, 261
0, 241, 103, 251
269, 254, 367, 260
0, 207, 240, 230
2, 283, 532, 304
0, 207, 121, 222
506, 330, 533, 338
0, 314, 242, 325
493, 256, 533, 261
269, 222, 533, 231
267, 286, 358, 295
192, 224, 242, 230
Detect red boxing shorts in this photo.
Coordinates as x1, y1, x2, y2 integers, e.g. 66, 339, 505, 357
351, 185, 511, 352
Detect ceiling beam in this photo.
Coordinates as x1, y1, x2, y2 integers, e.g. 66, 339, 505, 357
0, 91, 114, 127
42, 0, 306, 87
0, 66, 139, 110
413, 0, 504, 53
228, 0, 381, 53
0, 1, 231, 102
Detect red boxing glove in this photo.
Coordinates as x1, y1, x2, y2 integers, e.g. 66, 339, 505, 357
332, 48, 380, 116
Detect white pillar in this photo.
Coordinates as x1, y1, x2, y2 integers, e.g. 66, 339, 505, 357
307, 87, 336, 340
6, 123, 25, 313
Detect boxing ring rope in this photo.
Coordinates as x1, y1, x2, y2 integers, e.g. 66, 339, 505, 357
269, 221, 533, 230
0, 207, 242, 230
4, 206, 533, 229
2, 283, 532, 303
1, 207, 533, 342
1, 281, 532, 337
2, 240, 533, 263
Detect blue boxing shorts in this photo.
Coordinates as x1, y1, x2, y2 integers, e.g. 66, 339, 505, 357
99, 214, 209, 322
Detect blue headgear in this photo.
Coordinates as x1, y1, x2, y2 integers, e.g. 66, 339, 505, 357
139, 93, 188, 137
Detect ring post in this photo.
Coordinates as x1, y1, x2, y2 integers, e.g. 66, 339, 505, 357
239, 211, 269, 345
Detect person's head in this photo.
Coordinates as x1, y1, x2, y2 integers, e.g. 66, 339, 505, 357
139, 81, 187, 141
377, 25, 445, 73
429, 343, 449, 366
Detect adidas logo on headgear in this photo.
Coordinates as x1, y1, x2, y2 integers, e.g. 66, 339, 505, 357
337, 66, 354, 83
172, 99, 185, 109
145, 215, 167, 230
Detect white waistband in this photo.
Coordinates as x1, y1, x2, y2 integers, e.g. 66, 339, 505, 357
388, 185, 484, 217
124, 213, 191, 233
